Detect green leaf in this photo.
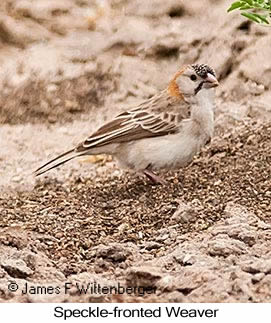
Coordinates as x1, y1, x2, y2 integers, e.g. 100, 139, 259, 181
240, 4, 253, 9
242, 0, 253, 5
227, 1, 245, 12
251, 1, 265, 9
241, 12, 262, 22
263, 0, 271, 9
251, 12, 270, 23
228, 0, 271, 24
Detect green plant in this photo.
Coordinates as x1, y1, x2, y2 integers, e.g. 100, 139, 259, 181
228, 0, 271, 24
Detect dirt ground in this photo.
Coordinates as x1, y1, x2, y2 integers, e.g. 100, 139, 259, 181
0, 0, 270, 303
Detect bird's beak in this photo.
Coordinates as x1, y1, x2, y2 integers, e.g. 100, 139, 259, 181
203, 73, 219, 89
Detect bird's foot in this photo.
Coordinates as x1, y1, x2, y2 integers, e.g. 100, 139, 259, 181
143, 169, 167, 185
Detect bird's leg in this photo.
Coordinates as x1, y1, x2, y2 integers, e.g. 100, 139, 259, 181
143, 168, 167, 185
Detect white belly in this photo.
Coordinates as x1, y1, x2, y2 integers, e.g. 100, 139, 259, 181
115, 129, 207, 172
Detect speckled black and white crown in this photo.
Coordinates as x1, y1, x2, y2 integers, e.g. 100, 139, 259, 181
192, 64, 216, 78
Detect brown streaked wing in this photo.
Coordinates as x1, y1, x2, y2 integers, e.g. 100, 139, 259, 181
75, 93, 190, 152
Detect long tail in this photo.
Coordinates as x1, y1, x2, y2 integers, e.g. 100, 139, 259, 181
34, 149, 85, 176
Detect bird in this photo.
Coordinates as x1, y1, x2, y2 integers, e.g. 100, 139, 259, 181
35, 64, 219, 184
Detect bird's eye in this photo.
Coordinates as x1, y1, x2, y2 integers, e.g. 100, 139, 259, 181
190, 74, 197, 81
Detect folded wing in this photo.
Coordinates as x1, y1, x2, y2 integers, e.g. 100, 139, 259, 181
35, 92, 190, 176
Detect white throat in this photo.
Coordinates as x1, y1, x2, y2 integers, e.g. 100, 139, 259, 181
191, 88, 215, 138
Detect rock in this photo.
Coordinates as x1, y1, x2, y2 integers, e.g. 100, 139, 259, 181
143, 241, 162, 251
239, 35, 271, 87
254, 275, 271, 300
157, 269, 214, 294
0, 13, 50, 46
46, 84, 58, 92
199, 38, 233, 79
173, 252, 197, 266
0, 0, 271, 304
251, 273, 265, 284
242, 259, 271, 275
172, 201, 200, 223
167, 291, 185, 302
125, 0, 209, 17
0, 267, 7, 279
211, 221, 258, 247
125, 0, 185, 17
14, 0, 74, 21
246, 80, 265, 96
182, 254, 196, 266
94, 243, 139, 263
126, 266, 162, 287
208, 236, 247, 257
1, 259, 33, 278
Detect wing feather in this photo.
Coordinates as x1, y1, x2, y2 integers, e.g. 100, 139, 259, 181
35, 90, 190, 176
76, 91, 190, 152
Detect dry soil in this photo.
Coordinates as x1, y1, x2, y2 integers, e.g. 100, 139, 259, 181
0, 0, 270, 302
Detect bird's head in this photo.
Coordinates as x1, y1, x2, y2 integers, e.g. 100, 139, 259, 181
168, 64, 219, 99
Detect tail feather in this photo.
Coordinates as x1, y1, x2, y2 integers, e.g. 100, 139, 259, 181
34, 149, 83, 176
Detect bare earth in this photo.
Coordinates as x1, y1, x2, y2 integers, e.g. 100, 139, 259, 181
0, 0, 270, 302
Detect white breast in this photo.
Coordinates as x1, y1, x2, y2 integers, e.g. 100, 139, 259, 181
115, 89, 215, 172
